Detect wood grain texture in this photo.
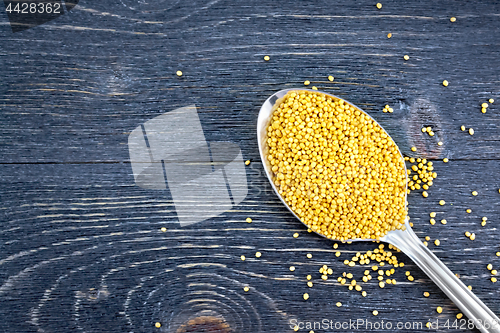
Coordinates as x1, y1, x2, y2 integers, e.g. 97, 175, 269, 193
1, 0, 500, 332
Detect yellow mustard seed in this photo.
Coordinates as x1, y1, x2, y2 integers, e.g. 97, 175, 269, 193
450, 17, 456, 22
335, 251, 341, 257
469, 128, 474, 135
491, 277, 497, 283
461, 125, 466, 131
387, 33, 392, 38
304, 80, 310, 86
404, 55, 409, 61
430, 212, 436, 218
379, 281, 385, 288
312, 86, 318, 90
438, 141, 443, 146
426, 322, 431, 328
155, 322, 161, 328
457, 313, 463, 319
408, 276, 414, 281
441, 219, 447, 225
489, 98, 494, 103
422, 191, 428, 198
421, 127, 427, 133
289, 266, 295, 271
303, 293, 309, 300
487, 264, 493, 270
293, 233, 299, 238
328, 75, 334, 81
245, 160, 251, 165
482, 216, 487, 221
437, 306, 443, 313
246, 217, 252, 223
470, 233, 476, 240
362, 291, 367, 297
333, 243, 338, 249
160, 227, 167, 232
466, 209, 471, 213
264, 55, 270, 61
472, 191, 478, 196
425, 236, 430, 241
423, 241, 428, 246
424, 291, 430, 297
307, 274, 312, 280
376, 3, 382, 9
336, 302, 342, 307
491, 270, 498, 275
442, 80, 449, 87
497, 252, 500, 257
439, 200, 445, 206
482, 102, 488, 108
373, 310, 379, 316
255, 252, 262, 258
429, 131, 435, 136
481, 221, 486, 226
266, 90, 407, 241
465, 231, 471, 237
434, 239, 441, 246
481, 108, 487, 114
411, 146, 417, 152
306, 253, 312, 259
307, 281, 313, 287
244, 286, 250, 292
443, 158, 449, 163
176, 70, 183, 77
241, 255, 246, 261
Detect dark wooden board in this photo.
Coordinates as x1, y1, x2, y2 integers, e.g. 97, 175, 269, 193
1, 0, 500, 332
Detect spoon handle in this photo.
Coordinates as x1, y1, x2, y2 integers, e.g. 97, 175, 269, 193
385, 228, 500, 333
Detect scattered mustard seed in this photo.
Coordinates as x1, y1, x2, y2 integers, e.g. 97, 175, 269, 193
176, 70, 183, 77
434, 239, 441, 246
307, 281, 313, 287
289, 266, 295, 271
244, 286, 250, 292
372, 310, 379, 316
336, 302, 342, 307
457, 313, 463, 319
472, 191, 478, 196
241, 255, 246, 261
487, 264, 493, 270
246, 217, 252, 223
160, 227, 167, 232
438, 141, 443, 146
264, 55, 270, 61
492, 277, 497, 283
245, 160, 251, 165
466, 209, 472, 213
424, 292, 430, 297
303, 80, 310, 86
489, 98, 494, 103
387, 33, 392, 38
443, 158, 449, 163
155, 322, 162, 328
411, 146, 417, 152
450, 17, 456, 22
328, 75, 334, 81
376, 3, 382, 9
255, 252, 262, 258
461, 125, 466, 131
306, 253, 312, 259
437, 306, 443, 313
404, 55, 410, 61
469, 128, 474, 135
470, 233, 476, 240
293, 233, 299, 238
491, 270, 498, 275
303, 293, 309, 300
430, 212, 436, 218
442, 80, 449, 87
439, 200, 446, 206
465, 231, 471, 237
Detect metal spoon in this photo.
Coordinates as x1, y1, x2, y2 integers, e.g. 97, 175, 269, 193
257, 88, 500, 333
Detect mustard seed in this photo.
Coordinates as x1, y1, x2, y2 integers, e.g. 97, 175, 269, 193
155, 322, 161, 328
404, 55, 409, 61
424, 292, 430, 297
303, 293, 309, 300
457, 313, 463, 319
328, 75, 334, 81
160, 227, 167, 232
387, 33, 392, 38
246, 217, 252, 223
489, 98, 494, 103
303, 80, 310, 86
264, 55, 270, 61
437, 306, 443, 313
244, 286, 250, 292
469, 128, 474, 135
376, 3, 382, 9
245, 160, 251, 165
450, 17, 456, 22
442, 80, 449, 87
255, 252, 262, 258
176, 70, 183, 77
472, 191, 478, 196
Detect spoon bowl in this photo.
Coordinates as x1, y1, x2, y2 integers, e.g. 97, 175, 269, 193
257, 88, 500, 333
